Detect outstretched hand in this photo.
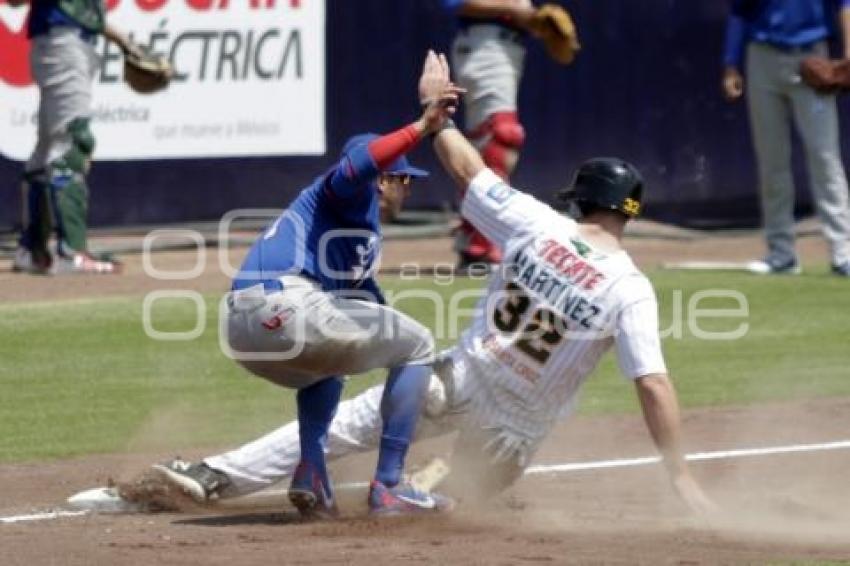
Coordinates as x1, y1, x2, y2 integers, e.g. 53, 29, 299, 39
672, 473, 720, 518
417, 50, 465, 136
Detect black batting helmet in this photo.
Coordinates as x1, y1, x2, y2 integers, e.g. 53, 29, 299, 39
556, 158, 644, 218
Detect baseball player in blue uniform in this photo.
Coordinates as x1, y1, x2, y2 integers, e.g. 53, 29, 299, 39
153, 66, 463, 518
723, 0, 850, 276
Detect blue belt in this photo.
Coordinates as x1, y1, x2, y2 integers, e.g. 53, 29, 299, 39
231, 271, 322, 292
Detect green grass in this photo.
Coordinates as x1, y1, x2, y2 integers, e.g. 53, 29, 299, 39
1, 269, 849, 462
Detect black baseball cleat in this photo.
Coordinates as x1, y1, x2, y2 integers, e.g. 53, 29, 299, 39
12, 247, 50, 275
151, 459, 231, 504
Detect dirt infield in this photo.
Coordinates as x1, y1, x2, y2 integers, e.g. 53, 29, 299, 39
2, 398, 849, 565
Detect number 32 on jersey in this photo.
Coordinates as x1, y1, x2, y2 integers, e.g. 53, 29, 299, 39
492, 282, 565, 366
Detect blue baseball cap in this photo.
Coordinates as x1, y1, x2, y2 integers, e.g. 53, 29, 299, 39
342, 133, 429, 178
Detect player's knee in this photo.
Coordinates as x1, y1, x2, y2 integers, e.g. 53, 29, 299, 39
406, 324, 435, 366
473, 112, 525, 179
67, 117, 96, 156
418, 332, 436, 364
49, 117, 95, 178
489, 111, 526, 149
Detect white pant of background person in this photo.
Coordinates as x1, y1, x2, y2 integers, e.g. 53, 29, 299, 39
747, 41, 850, 267
26, 27, 99, 173
224, 275, 434, 389
451, 24, 526, 131
206, 348, 546, 501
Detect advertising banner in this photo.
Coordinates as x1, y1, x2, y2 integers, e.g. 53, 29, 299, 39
0, 0, 326, 160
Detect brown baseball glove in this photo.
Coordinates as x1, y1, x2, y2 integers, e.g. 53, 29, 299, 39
528, 3, 581, 65
800, 56, 850, 94
124, 45, 173, 95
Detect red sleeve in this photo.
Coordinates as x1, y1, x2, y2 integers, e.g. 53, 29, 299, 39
367, 124, 422, 170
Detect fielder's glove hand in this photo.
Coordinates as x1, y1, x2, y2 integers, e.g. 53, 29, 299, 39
123, 44, 173, 94
800, 56, 850, 94
528, 3, 581, 65
481, 425, 533, 468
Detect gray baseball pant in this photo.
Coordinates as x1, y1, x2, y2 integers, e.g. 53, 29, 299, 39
223, 275, 435, 389
451, 24, 526, 131
26, 27, 99, 173
747, 41, 850, 266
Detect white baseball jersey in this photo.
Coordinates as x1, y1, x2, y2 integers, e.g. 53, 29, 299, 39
452, 168, 666, 446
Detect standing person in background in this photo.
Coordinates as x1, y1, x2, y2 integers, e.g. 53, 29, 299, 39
723, 0, 850, 277
8, 0, 140, 275
442, 0, 578, 270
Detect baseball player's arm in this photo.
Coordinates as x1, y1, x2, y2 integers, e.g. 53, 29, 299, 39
102, 23, 142, 57
614, 290, 716, 515
448, 0, 535, 29
840, 1, 850, 59
325, 127, 421, 201
721, 8, 747, 100
325, 123, 435, 202
424, 50, 558, 244
326, 57, 460, 201
433, 127, 487, 191
419, 50, 485, 189
635, 373, 716, 516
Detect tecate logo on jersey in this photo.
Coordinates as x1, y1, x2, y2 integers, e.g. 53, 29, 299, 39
0, 0, 303, 87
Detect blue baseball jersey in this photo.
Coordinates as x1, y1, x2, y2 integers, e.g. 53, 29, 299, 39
724, 0, 850, 67
234, 142, 385, 302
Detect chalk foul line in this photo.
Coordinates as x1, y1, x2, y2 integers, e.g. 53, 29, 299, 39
525, 439, 850, 475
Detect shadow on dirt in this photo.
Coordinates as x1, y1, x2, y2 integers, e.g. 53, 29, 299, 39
173, 512, 301, 527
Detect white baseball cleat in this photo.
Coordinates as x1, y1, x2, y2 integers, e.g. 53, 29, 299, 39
745, 257, 801, 275
50, 252, 121, 275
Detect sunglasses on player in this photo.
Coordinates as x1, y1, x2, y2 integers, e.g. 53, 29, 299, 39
381, 174, 412, 186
